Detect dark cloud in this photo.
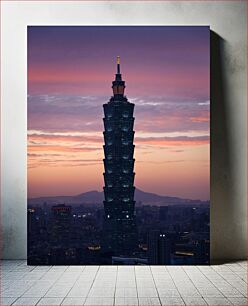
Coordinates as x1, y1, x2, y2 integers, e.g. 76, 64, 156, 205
28, 94, 209, 134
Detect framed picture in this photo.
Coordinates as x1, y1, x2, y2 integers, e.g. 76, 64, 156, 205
27, 26, 210, 265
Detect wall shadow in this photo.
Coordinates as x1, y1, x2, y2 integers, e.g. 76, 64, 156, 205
210, 31, 243, 264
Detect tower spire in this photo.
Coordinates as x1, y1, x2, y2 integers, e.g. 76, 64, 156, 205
117, 56, 120, 74
112, 56, 125, 96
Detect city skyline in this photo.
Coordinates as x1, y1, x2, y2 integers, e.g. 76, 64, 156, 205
28, 26, 210, 201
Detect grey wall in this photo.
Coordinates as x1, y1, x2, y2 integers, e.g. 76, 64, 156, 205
1, 1, 247, 261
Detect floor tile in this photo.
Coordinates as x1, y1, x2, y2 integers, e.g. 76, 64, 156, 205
204, 297, 233, 305
160, 297, 185, 305
21, 272, 45, 281
157, 288, 180, 298
182, 297, 207, 305
40, 272, 63, 281
37, 297, 64, 305
61, 297, 86, 305
32, 266, 52, 272
115, 288, 137, 298
117, 270, 135, 275
22, 283, 53, 297
115, 297, 138, 305
178, 288, 201, 298
136, 279, 155, 287
0, 297, 18, 306
84, 297, 114, 305
197, 287, 224, 297
12, 297, 41, 305
49, 266, 68, 272
45, 285, 72, 297
138, 297, 161, 305
92, 281, 116, 288
116, 280, 136, 287
67, 285, 91, 297
217, 286, 244, 297
138, 287, 158, 298
228, 297, 248, 305
3, 272, 28, 280
66, 266, 85, 272
2, 289, 29, 298
83, 266, 99, 273
88, 287, 115, 298
118, 266, 135, 272
77, 277, 95, 285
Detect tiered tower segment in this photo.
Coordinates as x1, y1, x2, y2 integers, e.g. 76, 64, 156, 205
102, 57, 137, 256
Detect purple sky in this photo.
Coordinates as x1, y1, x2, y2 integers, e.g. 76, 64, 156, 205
28, 26, 210, 200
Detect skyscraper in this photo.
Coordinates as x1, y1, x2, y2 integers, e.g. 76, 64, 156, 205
148, 230, 172, 265
50, 204, 72, 247
102, 57, 137, 258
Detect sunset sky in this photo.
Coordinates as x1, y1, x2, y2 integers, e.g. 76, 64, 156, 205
28, 26, 210, 200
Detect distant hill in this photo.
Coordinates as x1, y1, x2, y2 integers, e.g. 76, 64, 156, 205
28, 188, 209, 207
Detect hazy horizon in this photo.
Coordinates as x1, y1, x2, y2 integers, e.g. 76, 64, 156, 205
28, 186, 210, 201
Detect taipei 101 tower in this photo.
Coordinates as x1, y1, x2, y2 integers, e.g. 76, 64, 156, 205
102, 57, 137, 259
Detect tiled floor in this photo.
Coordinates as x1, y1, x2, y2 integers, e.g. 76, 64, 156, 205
0, 260, 247, 306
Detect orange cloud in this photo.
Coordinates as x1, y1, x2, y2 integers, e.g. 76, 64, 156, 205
190, 117, 209, 123
135, 136, 209, 146
28, 145, 101, 153
28, 133, 102, 143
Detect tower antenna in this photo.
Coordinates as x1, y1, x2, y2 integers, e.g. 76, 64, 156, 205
117, 56, 120, 74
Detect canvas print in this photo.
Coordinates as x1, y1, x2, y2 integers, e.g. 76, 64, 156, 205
28, 26, 210, 265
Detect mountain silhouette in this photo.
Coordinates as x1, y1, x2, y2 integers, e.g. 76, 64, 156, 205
28, 188, 209, 206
